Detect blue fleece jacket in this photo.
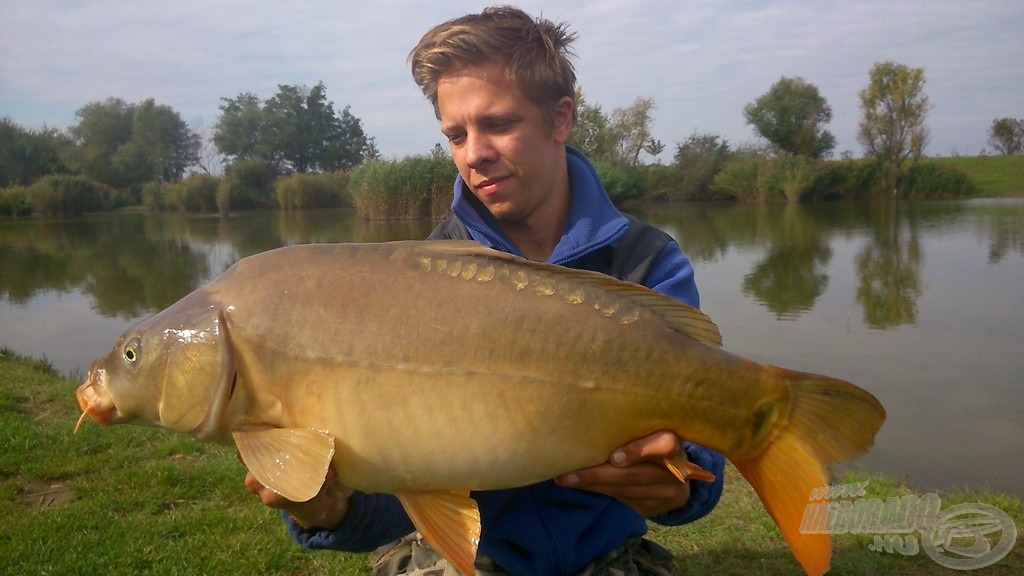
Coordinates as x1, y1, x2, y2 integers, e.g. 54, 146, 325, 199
283, 147, 725, 576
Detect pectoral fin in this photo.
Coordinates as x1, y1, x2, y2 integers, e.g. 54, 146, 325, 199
233, 427, 335, 502
663, 454, 717, 483
396, 490, 481, 576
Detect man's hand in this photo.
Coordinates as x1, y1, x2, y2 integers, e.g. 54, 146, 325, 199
554, 431, 691, 517
242, 460, 354, 530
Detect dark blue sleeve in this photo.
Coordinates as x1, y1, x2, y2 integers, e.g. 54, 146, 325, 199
650, 442, 725, 525
641, 241, 726, 525
282, 491, 414, 552
641, 240, 700, 309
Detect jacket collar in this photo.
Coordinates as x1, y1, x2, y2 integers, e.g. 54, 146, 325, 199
450, 146, 628, 265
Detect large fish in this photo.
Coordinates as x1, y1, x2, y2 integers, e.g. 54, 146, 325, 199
76, 240, 884, 576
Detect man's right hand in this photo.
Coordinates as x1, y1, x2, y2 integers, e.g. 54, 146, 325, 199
243, 463, 354, 530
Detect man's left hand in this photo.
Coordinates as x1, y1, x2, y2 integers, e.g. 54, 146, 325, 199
554, 430, 691, 517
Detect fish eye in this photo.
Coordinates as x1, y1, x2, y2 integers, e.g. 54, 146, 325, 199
123, 337, 142, 364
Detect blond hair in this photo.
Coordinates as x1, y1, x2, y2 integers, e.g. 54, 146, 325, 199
409, 5, 578, 123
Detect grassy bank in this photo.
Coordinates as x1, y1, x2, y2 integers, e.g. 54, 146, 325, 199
1, 350, 1020, 574
937, 155, 1024, 196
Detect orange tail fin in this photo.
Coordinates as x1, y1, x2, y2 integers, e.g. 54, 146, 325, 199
733, 368, 886, 576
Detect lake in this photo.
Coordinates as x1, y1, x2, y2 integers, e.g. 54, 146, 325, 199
1, 200, 1022, 497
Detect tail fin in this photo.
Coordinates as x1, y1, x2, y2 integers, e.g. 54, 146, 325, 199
732, 368, 886, 576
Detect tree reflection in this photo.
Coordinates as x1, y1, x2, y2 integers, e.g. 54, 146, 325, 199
855, 202, 923, 328
628, 202, 734, 263
978, 201, 1024, 264
84, 230, 210, 318
0, 243, 80, 303
2, 202, 1020, 331
0, 215, 210, 319
741, 203, 832, 319
744, 243, 831, 318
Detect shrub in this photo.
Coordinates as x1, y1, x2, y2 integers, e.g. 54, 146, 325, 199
714, 157, 767, 201
714, 155, 824, 202
636, 164, 681, 201
672, 132, 733, 200
349, 155, 455, 220
164, 174, 220, 213
805, 159, 882, 200
141, 181, 166, 212
904, 161, 980, 199
26, 175, 114, 217
593, 161, 645, 205
774, 155, 821, 202
221, 159, 277, 212
276, 171, 349, 210
0, 185, 32, 217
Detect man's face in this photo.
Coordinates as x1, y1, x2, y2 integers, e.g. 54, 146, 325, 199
437, 61, 573, 225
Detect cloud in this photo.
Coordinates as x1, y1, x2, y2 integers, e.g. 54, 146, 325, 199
2, 0, 1021, 159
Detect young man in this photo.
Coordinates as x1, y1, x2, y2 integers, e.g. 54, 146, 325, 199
244, 7, 725, 575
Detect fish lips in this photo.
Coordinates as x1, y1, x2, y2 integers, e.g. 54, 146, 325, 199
74, 366, 118, 431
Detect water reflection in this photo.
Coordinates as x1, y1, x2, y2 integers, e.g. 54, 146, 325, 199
854, 202, 923, 329
2, 200, 1023, 495
632, 200, 1023, 323
0, 209, 438, 319
740, 204, 832, 319
3, 201, 1021, 335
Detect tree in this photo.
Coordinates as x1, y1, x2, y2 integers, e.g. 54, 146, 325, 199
570, 90, 614, 161
213, 92, 265, 164
189, 118, 224, 176
568, 92, 662, 166
0, 118, 72, 186
321, 104, 369, 172
66, 98, 198, 190
362, 136, 382, 162
743, 76, 836, 158
609, 97, 660, 166
214, 82, 369, 174
857, 61, 930, 193
66, 98, 134, 187
115, 99, 199, 183
987, 117, 1024, 155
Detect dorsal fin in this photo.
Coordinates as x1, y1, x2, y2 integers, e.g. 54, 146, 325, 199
417, 240, 723, 348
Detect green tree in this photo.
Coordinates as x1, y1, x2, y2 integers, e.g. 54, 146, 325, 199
857, 62, 930, 193
987, 117, 1024, 155
570, 90, 615, 162
67, 98, 198, 191
569, 92, 662, 166
0, 118, 73, 186
66, 98, 134, 187
214, 82, 369, 174
114, 99, 199, 183
363, 136, 382, 163
743, 76, 836, 158
213, 92, 265, 164
322, 104, 369, 172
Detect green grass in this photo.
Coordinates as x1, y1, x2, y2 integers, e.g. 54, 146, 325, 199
1, 349, 1020, 575
937, 155, 1024, 196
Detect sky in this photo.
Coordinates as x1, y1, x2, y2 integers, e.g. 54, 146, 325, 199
2, 1, 1022, 162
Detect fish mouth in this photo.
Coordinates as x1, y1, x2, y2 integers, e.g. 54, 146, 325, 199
74, 366, 117, 433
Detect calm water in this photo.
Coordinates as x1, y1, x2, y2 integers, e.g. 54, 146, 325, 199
1, 201, 1022, 496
